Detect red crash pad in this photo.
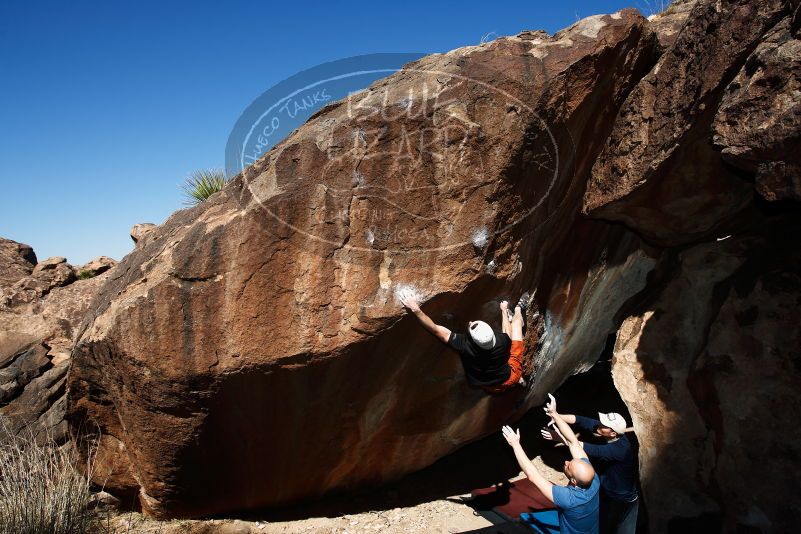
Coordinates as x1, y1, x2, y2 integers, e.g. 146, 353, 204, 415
470, 478, 555, 519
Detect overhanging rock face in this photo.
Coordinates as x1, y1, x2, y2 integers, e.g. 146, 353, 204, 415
67, 10, 660, 518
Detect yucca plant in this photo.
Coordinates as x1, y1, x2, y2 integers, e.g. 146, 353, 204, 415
181, 169, 229, 206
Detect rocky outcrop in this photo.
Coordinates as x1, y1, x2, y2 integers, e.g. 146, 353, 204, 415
68, 10, 660, 518
612, 216, 801, 532
584, 0, 795, 245
77, 256, 118, 278
581, 0, 801, 531
646, 0, 698, 50
0, 237, 37, 287
0, 239, 114, 444
713, 13, 801, 202
130, 223, 157, 247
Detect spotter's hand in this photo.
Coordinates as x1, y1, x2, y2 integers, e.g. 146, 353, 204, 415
543, 393, 557, 416
501, 425, 521, 447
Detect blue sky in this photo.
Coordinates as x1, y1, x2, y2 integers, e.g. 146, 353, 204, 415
0, 0, 651, 265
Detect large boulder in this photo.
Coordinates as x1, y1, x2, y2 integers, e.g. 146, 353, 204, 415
63, 0, 801, 526
67, 10, 659, 518
77, 256, 118, 278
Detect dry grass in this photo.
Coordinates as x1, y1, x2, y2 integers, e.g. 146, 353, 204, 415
637, 0, 673, 17
0, 420, 95, 534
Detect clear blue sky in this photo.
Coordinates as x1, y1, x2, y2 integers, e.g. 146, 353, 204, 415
0, 0, 651, 265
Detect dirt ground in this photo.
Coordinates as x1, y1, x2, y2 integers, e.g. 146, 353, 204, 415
95, 499, 510, 534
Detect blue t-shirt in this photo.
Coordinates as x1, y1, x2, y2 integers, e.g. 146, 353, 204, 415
551, 458, 600, 534
574, 416, 639, 502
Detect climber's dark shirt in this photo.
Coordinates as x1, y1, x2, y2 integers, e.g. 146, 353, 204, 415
574, 416, 639, 502
447, 330, 511, 387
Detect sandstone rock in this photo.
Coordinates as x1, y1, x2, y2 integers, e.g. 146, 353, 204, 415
131, 223, 157, 246
0, 237, 37, 287
713, 14, 801, 202
612, 216, 801, 532
89, 491, 122, 512
584, 0, 795, 245
647, 0, 698, 50
4, 256, 78, 307
33, 256, 67, 273
68, 10, 659, 518
0, 344, 50, 401
1, 359, 70, 443
57, 0, 801, 526
0, 239, 112, 446
77, 256, 118, 278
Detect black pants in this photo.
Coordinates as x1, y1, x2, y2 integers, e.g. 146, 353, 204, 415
600, 494, 639, 534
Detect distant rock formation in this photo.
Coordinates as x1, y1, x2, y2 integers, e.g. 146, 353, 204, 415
130, 223, 157, 247
65, 0, 800, 530
0, 238, 37, 287
0, 238, 114, 444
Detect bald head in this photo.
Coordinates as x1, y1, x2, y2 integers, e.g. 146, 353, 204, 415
564, 458, 595, 488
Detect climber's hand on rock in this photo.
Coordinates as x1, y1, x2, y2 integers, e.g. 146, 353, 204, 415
400, 294, 420, 313
501, 425, 521, 447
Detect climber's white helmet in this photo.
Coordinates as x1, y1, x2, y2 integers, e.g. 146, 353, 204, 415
469, 320, 496, 350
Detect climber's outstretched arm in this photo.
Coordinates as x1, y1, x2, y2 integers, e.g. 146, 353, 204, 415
401, 295, 452, 344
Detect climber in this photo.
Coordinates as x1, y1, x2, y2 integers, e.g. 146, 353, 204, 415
540, 396, 638, 534
501, 392, 600, 534
399, 292, 528, 393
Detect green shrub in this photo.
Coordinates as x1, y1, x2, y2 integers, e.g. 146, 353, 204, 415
0, 422, 95, 534
77, 270, 96, 280
181, 169, 230, 206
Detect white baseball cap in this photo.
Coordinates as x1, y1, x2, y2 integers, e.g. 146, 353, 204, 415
598, 412, 627, 434
469, 321, 496, 350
